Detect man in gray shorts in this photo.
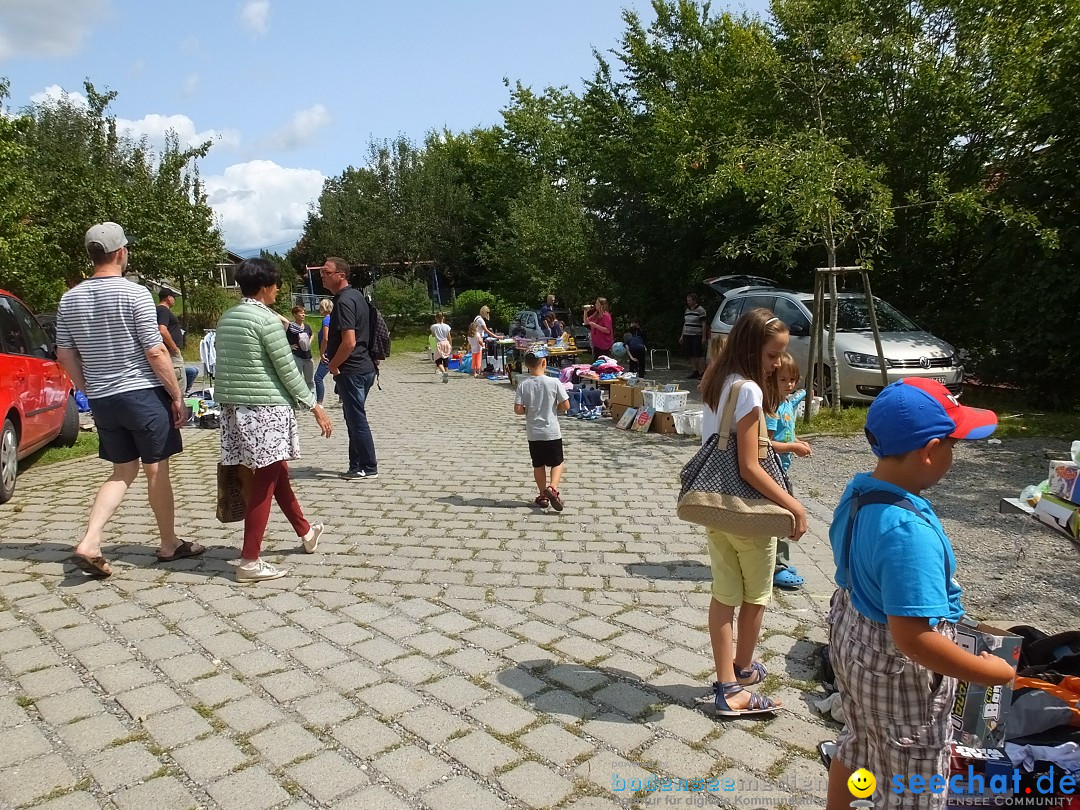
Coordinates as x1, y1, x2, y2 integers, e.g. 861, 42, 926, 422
55, 222, 205, 578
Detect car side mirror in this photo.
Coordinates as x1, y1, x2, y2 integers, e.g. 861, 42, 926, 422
789, 321, 810, 337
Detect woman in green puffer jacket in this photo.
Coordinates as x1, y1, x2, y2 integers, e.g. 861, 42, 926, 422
215, 258, 334, 583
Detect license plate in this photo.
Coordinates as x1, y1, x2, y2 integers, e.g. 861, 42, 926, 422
931, 376, 947, 384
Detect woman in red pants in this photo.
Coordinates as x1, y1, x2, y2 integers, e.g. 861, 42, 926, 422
215, 258, 334, 582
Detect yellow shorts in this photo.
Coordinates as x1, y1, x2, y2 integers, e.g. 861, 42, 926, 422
706, 528, 777, 606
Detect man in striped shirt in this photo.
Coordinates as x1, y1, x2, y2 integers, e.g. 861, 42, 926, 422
55, 222, 203, 578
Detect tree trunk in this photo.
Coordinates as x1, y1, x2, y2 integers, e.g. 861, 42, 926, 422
826, 244, 841, 413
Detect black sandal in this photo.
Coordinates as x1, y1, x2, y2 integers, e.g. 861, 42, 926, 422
156, 540, 207, 563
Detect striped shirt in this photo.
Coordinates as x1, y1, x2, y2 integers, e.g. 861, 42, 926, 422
55, 276, 163, 400
682, 305, 707, 337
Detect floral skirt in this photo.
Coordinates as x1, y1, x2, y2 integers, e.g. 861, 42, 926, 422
220, 404, 300, 469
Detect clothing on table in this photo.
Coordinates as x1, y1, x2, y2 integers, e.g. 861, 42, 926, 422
55, 276, 164, 400
326, 287, 375, 376
220, 404, 300, 469
587, 311, 614, 352
829, 587, 957, 810
287, 321, 313, 361
157, 303, 183, 349
337, 370, 378, 475
514, 375, 569, 441
701, 374, 762, 444
766, 389, 807, 472
682, 305, 707, 337
830, 473, 964, 626
199, 330, 217, 377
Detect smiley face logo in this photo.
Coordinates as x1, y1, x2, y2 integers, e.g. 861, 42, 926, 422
848, 769, 877, 798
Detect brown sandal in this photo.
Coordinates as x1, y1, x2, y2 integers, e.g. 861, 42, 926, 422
156, 540, 206, 563
70, 553, 112, 578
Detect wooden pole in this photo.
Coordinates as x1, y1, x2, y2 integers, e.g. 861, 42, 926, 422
861, 271, 889, 390
828, 271, 841, 412
803, 270, 823, 428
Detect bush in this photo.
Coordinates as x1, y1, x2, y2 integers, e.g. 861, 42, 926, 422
373, 277, 432, 333
185, 283, 239, 330
450, 289, 518, 331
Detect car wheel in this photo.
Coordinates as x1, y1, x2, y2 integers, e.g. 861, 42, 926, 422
812, 365, 836, 407
0, 418, 18, 505
56, 395, 79, 447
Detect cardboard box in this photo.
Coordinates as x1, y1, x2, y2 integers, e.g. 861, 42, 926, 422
649, 411, 679, 435
1033, 493, 1080, 540
609, 383, 644, 409
950, 621, 1022, 748
1048, 460, 1080, 505
609, 402, 628, 422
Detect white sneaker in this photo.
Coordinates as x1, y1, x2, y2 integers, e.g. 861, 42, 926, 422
302, 523, 324, 554
236, 559, 287, 583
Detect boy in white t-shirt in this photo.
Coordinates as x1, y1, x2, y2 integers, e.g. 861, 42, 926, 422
513, 350, 570, 510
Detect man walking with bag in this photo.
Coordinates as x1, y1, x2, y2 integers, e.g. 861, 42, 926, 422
320, 257, 379, 480
55, 223, 204, 578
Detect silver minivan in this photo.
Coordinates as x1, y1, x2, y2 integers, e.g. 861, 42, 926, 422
710, 287, 963, 403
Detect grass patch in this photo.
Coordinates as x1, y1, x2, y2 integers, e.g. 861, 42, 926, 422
20, 431, 99, 469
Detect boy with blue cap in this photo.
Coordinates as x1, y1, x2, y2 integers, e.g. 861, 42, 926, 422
825, 379, 1017, 810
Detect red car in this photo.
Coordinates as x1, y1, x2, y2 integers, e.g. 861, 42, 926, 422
1, 289, 79, 504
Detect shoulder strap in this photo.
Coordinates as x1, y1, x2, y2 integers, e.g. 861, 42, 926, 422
841, 490, 925, 587
716, 379, 745, 450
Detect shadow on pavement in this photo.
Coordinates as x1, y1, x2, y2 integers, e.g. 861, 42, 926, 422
624, 560, 712, 581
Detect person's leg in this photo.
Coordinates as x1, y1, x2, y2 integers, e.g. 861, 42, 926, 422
705, 529, 742, 688
74, 460, 140, 559
709, 598, 738, 687
550, 462, 564, 490
242, 462, 281, 561
731, 535, 777, 673
143, 459, 181, 553
314, 360, 329, 404
532, 466, 547, 494
300, 358, 315, 395
338, 372, 378, 474
272, 462, 311, 537
825, 759, 857, 810
775, 538, 791, 571
734, 603, 766, 671
185, 366, 198, 394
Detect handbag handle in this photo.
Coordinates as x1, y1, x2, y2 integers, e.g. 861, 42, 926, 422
716, 379, 770, 460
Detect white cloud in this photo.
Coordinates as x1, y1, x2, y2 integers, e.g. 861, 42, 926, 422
0, 0, 106, 61
263, 103, 331, 151
239, 0, 270, 37
204, 160, 324, 251
29, 85, 240, 156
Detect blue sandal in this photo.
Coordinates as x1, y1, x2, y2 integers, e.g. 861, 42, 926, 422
774, 566, 805, 589
711, 682, 781, 717
735, 660, 768, 686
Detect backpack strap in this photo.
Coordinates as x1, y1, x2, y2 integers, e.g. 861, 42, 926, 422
841, 490, 925, 588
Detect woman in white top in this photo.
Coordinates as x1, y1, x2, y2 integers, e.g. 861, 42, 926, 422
430, 312, 453, 383
697, 307, 806, 717
471, 305, 502, 370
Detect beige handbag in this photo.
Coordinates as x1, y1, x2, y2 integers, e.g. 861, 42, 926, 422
676, 380, 795, 537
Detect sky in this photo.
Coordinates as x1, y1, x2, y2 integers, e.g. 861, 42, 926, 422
0, 0, 770, 255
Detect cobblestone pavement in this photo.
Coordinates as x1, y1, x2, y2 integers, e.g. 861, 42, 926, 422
0, 354, 843, 810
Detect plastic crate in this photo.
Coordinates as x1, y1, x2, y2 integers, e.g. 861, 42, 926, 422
642, 389, 688, 412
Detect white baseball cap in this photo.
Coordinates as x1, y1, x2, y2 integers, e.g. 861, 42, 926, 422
84, 222, 128, 253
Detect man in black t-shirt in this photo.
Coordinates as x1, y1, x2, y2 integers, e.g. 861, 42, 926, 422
321, 257, 379, 480
157, 289, 185, 389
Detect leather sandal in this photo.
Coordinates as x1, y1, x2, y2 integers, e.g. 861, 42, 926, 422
735, 660, 768, 686
70, 553, 112, 578
712, 681, 781, 717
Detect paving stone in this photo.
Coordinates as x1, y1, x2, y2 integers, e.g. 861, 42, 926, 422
172, 735, 249, 781
113, 776, 198, 810
293, 691, 359, 727
35, 688, 104, 725
342, 785, 411, 810
157, 652, 219, 683
0, 626, 45, 653
499, 760, 575, 809
30, 793, 102, 810
423, 776, 509, 810
214, 695, 285, 735
530, 689, 598, 724
0, 753, 78, 807
519, 723, 596, 765
322, 660, 382, 693
19, 665, 83, 698
711, 766, 794, 808
287, 749, 369, 803
776, 757, 830, 800
546, 663, 608, 694
93, 661, 157, 694
116, 682, 185, 719
134, 633, 192, 661
289, 640, 350, 670
332, 715, 401, 759
649, 703, 717, 744
250, 721, 324, 766
581, 712, 654, 753
758, 712, 833, 756
207, 766, 291, 810
592, 681, 657, 718
357, 681, 423, 717
466, 697, 538, 736
229, 649, 290, 678
86, 742, 162, 791
421, 674, 488, 710
258, 625, 313, 651
374, 744, 453, 793
575, 750, 655, 794
142, 705, 215, 749
709, 726, 786, 773
443, 647, 502, 676
640, 737, 716, 781
59, 712, 132, 754
443, 729, 521, 776
0, 723, 53, 766
261, 670, 319, 703
488, 666, 546, 699
406, 630, 460, 656
385, 653, 446, 684
2, 644, 64, 675
398, 704, 470, 745
72, 641, 132, 670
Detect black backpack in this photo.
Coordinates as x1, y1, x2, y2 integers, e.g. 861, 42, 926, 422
368, 300, 391, 363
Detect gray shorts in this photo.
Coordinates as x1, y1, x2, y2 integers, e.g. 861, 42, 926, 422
829, 589, 956, 810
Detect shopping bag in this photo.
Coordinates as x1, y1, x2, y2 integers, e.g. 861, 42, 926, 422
216, 463, 252, 523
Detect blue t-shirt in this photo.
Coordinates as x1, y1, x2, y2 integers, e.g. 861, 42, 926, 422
766, 390, 806, 472
317, 314, 330, 350
830, 473, 964, 625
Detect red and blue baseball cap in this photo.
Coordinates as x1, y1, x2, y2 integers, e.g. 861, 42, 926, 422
865, 378, 997, 458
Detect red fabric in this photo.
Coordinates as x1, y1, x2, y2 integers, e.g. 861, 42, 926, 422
242, 461, 310, 559
472, 352, 482, 372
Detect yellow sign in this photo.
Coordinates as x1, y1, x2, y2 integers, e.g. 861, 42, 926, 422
848, 769, 877, 798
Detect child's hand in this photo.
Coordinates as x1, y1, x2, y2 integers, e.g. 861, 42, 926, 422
792, 440, 812, 458
789, 506, 807, 541
976, 652, 1017, 686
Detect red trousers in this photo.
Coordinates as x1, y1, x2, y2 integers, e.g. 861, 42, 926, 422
243, 461, 309, 560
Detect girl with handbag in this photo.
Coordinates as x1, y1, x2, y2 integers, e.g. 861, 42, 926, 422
695, 308, 807, 716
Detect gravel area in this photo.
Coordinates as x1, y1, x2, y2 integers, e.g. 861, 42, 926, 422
788, 434, 1080, 630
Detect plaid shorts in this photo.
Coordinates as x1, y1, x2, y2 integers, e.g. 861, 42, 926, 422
829, 589, 957, 810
